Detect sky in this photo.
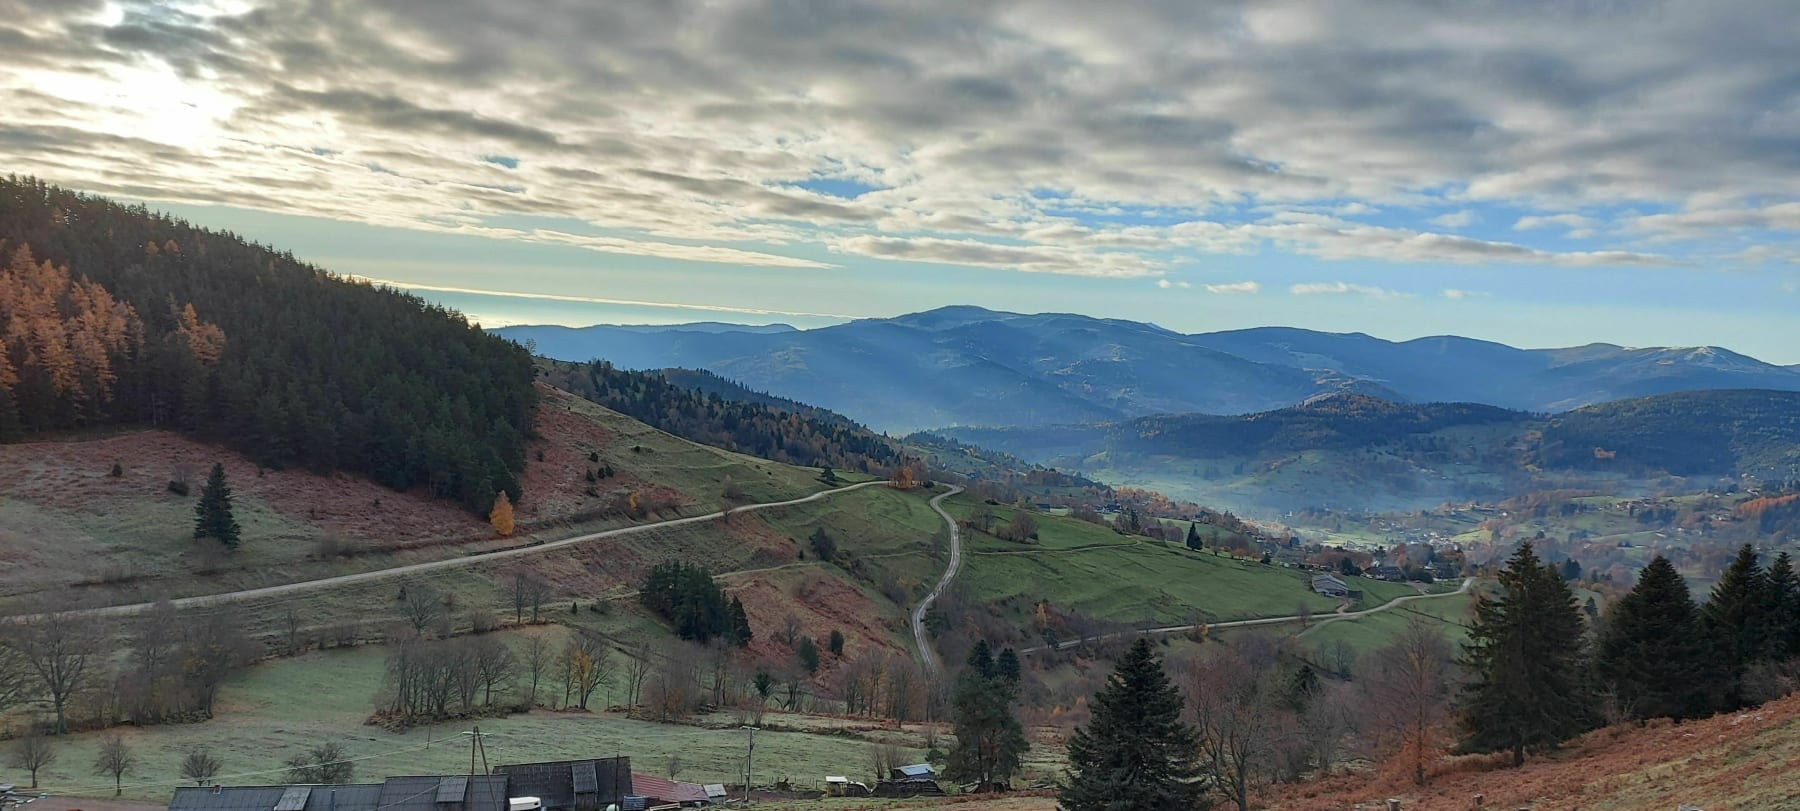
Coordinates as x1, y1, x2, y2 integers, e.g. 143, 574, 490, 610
4, 0, 1799, 361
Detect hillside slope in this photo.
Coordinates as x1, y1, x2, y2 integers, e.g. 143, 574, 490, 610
1266, 691, 1800, 810
495, 306, 1800, 431
0, 383, 834, 612
0, 177, 536, 513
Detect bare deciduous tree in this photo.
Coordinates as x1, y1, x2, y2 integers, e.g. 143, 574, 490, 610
1362, 617, 1456, 786
399, 584, 446, 636
1187, 648, 1285, 811
473, 636, 517, 706
93, 734, 134, 796
561, 633, 613, 710
522, 634, 552, 707
506, 570, 554, 625
623, 639, 655, 708
0, 609, 98, 733
181, 748, 222, 786
8, 729, 56, 789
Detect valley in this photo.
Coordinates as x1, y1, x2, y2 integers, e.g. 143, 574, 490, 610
6, 180, 1800, 811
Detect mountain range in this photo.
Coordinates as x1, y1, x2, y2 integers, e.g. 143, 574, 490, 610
496, 306, 1800, 433
934, 390, 1800, 515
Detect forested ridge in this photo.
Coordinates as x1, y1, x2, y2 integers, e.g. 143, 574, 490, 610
541, 359, 902, 473
0, 177, 536, 512
1535, 389, 1800, 477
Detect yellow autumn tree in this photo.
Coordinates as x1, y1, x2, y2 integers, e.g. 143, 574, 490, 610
489, 491, 515, 536
890, 467, 914, 489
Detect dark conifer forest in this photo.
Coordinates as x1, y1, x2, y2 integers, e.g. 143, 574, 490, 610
0, 177, 536, 513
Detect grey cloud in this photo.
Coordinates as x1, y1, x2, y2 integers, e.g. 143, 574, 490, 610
3, 0, 1794, 276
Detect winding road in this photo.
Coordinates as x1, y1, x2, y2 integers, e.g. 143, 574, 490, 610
1020, 576, 1475, 655
910, 484, 965, 678
39, 479, 894, 620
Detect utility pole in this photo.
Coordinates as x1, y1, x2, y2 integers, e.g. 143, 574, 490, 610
462, 727, 491, 776
740, 726, 759, 806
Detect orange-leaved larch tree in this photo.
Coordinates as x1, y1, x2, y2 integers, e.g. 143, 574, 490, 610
490, 491, 515, 536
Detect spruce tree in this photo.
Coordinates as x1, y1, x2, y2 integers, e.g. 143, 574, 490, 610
1458, 542, 1595, 766
1594, 556, 1713, 720
193, 462, 241, 548
1764, 552, 1799, 661
1060, 638, 1201, 810
727, 597, 753, 648
1185, 522, 1203, 551
1701, 544, 1769, 709
944, 643, 1029, 791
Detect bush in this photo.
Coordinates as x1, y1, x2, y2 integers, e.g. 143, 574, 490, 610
167, 479, 190, 496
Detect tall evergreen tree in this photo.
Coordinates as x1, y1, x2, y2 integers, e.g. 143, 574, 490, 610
1458, 542, 1596, 766
1185, 522, 1202, 551
1701, 544, 1770, 709
727, 597, 753, 648
1060, 638, 1201, 810
192, 463, 241, 548
944, 643, 1029, 791
1594, 556, 1714, 720
1763, 552, 1799, 661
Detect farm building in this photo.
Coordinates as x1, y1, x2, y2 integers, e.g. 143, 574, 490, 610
169, 776, 508, 811
625, 773, 710, 806
1310, 573, 1351, 598
492, 758, 631, 811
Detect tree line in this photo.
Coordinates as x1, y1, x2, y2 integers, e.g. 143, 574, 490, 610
0, 177, 537, 514
0, 604, 257, 736
544, 360, 900, 474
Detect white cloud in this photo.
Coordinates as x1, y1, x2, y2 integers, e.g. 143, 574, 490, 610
1156, 279, 1192, 289
1514, 214, 1599, 238
1290, 282, 1413, 299
1429, 210, 1478, 229
1441, 288, 1488, 300
1204, 281, 1261, 295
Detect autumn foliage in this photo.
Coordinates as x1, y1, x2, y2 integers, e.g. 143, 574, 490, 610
489, 491, 515, 536
0, 244, 142, 428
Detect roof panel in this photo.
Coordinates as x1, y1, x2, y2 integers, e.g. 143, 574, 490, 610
275, 787, 313, 811
570, 762, 598, 795
435, 776, 468, 804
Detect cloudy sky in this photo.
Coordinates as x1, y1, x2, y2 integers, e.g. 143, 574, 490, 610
6, 0, 1799, 360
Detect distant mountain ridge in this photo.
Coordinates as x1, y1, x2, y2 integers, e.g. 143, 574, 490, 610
494, 306, 1800, 433
935, 389, 1800, 515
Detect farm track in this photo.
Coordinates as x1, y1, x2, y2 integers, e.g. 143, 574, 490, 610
24, 480, 894, 621
911, 485, 966, 678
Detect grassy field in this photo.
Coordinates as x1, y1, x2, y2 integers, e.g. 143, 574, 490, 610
1298, 587, 1478, 653
14, 627, 925, 805
944, 497, 1344, 627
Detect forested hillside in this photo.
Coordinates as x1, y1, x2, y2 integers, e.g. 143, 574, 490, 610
0, 177, 536, 512
540, 360, 902, 474
1535, 389, 1800, 477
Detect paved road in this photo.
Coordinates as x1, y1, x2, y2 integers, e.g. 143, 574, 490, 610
1021, 576, 1475, 655
31, 479, 893, 621
910, 485, 966, 678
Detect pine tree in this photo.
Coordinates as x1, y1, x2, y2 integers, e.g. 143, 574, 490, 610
1458, 542, 1595, 766
997, 647, 1022, 684
192, 462, 241, 548
1701, 544, 1770, 709
1185, 522, 1202, 551
1060, 638, 1201, 810
796, 636, 820, 674
944, 643, 1030, 791
1594, 556, 1714, 720
1763, 552, 1799, 661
